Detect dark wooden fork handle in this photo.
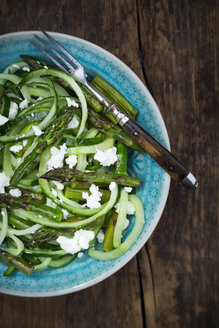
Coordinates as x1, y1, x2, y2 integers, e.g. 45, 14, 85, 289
122, 118, 198, 187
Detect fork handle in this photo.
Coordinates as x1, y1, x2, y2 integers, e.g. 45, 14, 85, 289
107, 105, 198, 188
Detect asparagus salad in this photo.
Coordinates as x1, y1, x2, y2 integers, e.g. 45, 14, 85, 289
0, 55, 145, 276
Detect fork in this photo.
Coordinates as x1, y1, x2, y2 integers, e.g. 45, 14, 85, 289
31, 31, 198, 188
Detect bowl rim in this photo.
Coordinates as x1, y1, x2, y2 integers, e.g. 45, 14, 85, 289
0, 30, 171, 297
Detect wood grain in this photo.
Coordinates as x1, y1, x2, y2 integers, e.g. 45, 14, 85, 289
0, 0, 218, 327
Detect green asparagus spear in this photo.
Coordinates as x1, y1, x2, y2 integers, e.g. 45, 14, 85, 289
0, 248, 33, 275
10, 108, 76, 186
88, 108, 143, 152
41, 168, 141, 187
0, 195, 63, 221
25, 227, 60, 248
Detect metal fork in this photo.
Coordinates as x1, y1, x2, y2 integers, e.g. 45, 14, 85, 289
31, 31, 198, 188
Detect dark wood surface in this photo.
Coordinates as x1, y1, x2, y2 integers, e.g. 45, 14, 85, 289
0, 1, 218, 327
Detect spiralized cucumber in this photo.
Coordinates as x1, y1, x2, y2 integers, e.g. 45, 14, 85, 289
0, 56, 145, 276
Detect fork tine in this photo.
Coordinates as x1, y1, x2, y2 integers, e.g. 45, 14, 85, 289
41, 30, 83, 70
30, 40, 69, 74
34, 34, 75, 74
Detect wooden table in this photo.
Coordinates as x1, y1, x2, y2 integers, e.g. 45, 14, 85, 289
0, 1, 218, 327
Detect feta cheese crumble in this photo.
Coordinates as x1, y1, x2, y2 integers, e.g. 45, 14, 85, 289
66, 97, 79, 108
67, 117, 79, 129
65, 155, 77, 168
109, 182, 116, 191
0, 172, 10, 193
115, 201, 135, 215
44, 65, 48, 69
47, 144, 67, 171
9, 188, 22, 197
32, 125, 43, 136
123, 218, 129, 230
56, 229, 95, 254
82, 184, 102, 209
9, 145, 23, 153
61, 209, 69, 219
124, 187, 132, 193
53, 181, 64, 190
12, 64, 19, 69
8, 101, 18, 120
77, 251, 84, 258
94, 147, 118, 167
19, 99, 29, 110
23, 139, 28, 147
37, 96, 43, 101
97, 229, 105, 243
0, 114, 9, 126
22, 66, 30, 72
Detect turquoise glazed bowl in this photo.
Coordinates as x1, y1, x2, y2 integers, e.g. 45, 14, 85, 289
0, 31, 170, 297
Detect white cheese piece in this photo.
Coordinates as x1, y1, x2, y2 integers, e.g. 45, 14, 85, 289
123, 218, 129, 230
124, 187, 132, 193
9, 188, 22, 197
66, 97, 79, 108
12, 64, 20, 69
56, 229, 95, 254
0, 114, 9, 126
37, 96, 43, 101
8, 101, 18, 120
19, 99, 29, 110
77, 251, 84, 258
0, 172, 10, 193
31, 113, 35, 118
61, 209, 69, 219
67, 117, 79, 129
23, 139, 28, 147
115, 201, 136, 215
94, 147, 118, 167
9, 145, 23, 153
97, 229, 105, 243
51, 188, 58, 198
44, 65, 48, 69
53, 181, 64, 190
82, 184, 102, 209
109, 182, 116, 191
32, 125, 43, 136
65, 155, 77, 169
22, 66, 30, 72
47, 144, 67, 171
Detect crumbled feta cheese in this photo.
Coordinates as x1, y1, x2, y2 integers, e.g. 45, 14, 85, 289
23, 139, 28, 147
65, 155, 77, 169
9, 188, 22, 197
8, 101, 18, 120
44, 65, 48, 69
94, 147, 118, 167
82, 184, 102, 209
67, 117, 79, 129
115, 201, 136, 215
61, 209, 69, 219
19, 99, 29, 110
109, 182, 116, 191
47, 144, 67, 171
77, 251, 84, 258
12, 64, 20, 68
32, 125, 43, 136
51, 188, 58, 198
97, 229, 105, 243
9, 145, 23, 153
56, 229, 95, 254
22, 66, 30, 72
53, 181, 64, 190
123, 218, 129, 230
66, 97, 79, 108
0, 172, 10, 193
37, 96, 43, 101
31, 113, 34, 118
0, 114, 9, 126
124, 187, 132, 193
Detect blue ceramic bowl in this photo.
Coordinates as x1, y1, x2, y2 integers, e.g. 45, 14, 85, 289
0, 31, 170, 297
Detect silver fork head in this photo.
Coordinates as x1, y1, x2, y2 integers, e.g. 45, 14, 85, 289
31, 31, 87, 84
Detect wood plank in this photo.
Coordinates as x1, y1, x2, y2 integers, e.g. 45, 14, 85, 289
137, 0, 218, 327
